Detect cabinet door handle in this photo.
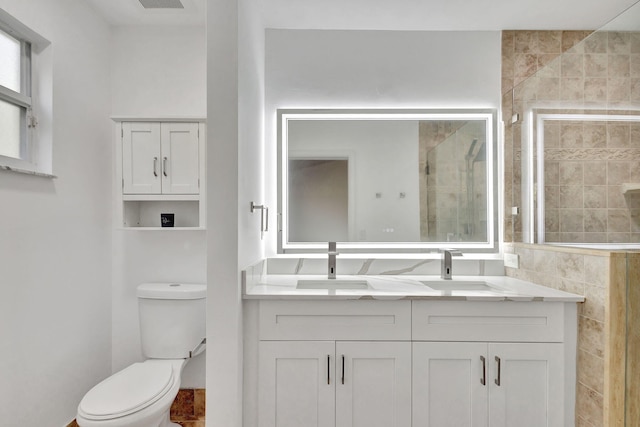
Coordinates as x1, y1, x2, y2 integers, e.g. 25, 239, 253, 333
495, 356, 501, 386
480, 356, 486, 386
341, 355, 345, 385
163, 157, 168, 177
153, 157, 158, 177
327, 355, 331, 385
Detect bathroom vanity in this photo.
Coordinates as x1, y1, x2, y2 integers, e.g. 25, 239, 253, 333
244, 272, 583, 427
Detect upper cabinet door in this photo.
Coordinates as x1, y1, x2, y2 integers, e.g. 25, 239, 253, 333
488, 343, 564, 427
122, 122, 161, 194
413, 342, 488, 427
160, 122, 199, 194
335, 341, 412, 427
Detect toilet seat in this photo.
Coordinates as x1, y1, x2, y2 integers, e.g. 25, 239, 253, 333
78, 362, 175, 421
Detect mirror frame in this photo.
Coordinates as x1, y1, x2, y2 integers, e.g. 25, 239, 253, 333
277, 108, 500, 253
526, 110, 640, 244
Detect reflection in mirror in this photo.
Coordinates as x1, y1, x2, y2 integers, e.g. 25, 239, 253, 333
278, 110, 498, 252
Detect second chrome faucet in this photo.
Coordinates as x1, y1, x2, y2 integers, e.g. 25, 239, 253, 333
328, 242, 339, 279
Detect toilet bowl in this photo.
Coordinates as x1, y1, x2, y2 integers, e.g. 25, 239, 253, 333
76, 283, 206, 427
77, 359, 185, 427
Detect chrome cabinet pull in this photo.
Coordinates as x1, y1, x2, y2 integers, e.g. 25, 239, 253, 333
153, 157, 158, 177
327, 355, 331, 385
480, 356, 486, 386
163, 157, 168, 177
495, 356, 501, 386
341, 355, 345, 385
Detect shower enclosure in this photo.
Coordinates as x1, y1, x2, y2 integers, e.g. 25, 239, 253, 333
421, 121, 488, 242
503, 2, 640, 425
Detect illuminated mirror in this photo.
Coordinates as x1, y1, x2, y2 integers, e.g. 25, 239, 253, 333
278, 109, 499, 253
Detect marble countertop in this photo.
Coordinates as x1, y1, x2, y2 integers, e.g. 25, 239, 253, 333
243, 274, 585, 302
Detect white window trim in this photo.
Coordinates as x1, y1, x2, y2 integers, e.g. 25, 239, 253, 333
0, 8, 53, 178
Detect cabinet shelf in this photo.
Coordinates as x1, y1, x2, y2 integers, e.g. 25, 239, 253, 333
122, 194, 199, 202
118, 226, 206, 231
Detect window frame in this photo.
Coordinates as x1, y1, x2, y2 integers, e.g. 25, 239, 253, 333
0, 8, 52, 177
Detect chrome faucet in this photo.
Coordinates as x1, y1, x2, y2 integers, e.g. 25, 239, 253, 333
328, 242, 339, 279
441, 249, 462, 280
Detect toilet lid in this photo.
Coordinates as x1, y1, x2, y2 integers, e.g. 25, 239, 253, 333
78, 362, 174, 420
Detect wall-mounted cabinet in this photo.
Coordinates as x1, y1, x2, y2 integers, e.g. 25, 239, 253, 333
114, 118, 206, 230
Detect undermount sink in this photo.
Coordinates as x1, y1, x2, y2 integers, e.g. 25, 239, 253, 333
296, 279, 370, 290
420, 280, 495, 291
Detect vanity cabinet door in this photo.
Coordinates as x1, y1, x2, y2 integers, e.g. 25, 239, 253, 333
335, 341, 411, 427
122, 122, 162, 194
413, 342, 488, 427
488, 343, 564, 427
160, 122, 199, 194
259, 341, 335, 427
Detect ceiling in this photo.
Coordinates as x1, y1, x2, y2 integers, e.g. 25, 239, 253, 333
85, 0, 639, 31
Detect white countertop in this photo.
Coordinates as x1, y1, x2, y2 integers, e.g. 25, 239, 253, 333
243, 274, 585, 302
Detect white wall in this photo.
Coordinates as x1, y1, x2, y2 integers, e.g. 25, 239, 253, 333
265, 29, 502, 253
0, 0, 112, 425
110, 25, 207, 388
207, 0, 265, 424
111, 26, 206, 117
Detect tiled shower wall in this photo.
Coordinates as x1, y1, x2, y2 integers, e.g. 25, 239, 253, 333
542, 120, 640, 243
502, 30, 590, 242
504, 243, 613, 427
503, 30, 640, 243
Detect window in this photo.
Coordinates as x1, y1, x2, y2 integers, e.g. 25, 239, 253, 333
0, 8, 51, 176
0, 27, 31, 160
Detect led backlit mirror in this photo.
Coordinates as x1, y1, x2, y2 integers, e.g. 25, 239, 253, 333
278, 109, 499, 253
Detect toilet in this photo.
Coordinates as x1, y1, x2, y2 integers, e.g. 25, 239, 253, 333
76, 283, 206, 427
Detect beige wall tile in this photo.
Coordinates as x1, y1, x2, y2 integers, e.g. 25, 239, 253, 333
515, 30, 538, 53
579, 316, 605, 358
578, 349, 605, 394
576, 382, 604, 426
608, 54, 630, 77
584, 54, 608, 77
560, 209, 585, 233
560, 186, 584, 208
584, 32, 608, 54
607, 77, 631, 102
584, 186, 607, 208
557, 251, 585, 281
606, 124, 631, 148
561, 77, 585, 101
583, 162, 607, 185
607, 161, 630, 184
584, 209, 607, 232
608, 32, 631, 54
584, 78, 607, 102
562, 54, 585, 77
584, 255, 608, 287
538, 31, 562, 54
560, 161, 584, 183
583, 284, 606, 322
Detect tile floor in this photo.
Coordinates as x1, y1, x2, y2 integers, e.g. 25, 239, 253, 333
68, 388, 205, 427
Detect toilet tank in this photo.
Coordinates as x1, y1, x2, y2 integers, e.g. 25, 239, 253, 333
136, 283, 206, 359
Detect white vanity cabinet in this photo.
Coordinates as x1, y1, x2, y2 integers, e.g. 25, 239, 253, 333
412, 301, 571, 427
258, 300, 412, 427
256, 299, 576, 427
114, 118, 206, 229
